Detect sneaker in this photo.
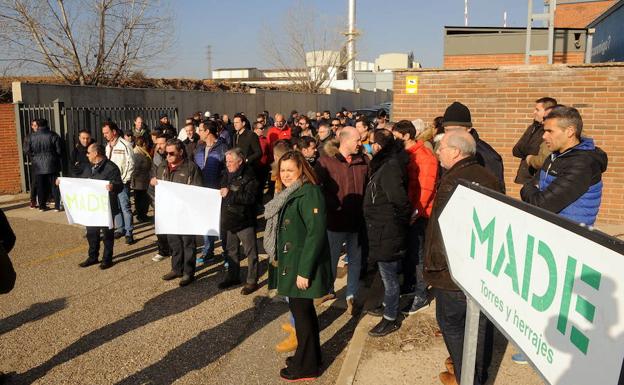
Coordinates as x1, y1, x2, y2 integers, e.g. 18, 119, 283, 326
368, 317, 400, 337
279, 367, 318, 382
241, 282, 259, 295
179, 274, 194, 287
401, 297, 429, 316
162, 271, 182, 281
39, 207, 50, 212
78, 258, 99, 268
512, 353, 528, 364
125, 235, 135, 245
399, 284, 416, 297
366, 304, 384, 317
152, 254, 167, 262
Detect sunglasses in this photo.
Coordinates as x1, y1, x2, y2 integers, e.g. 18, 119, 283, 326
331, 124, 340, 127
166, 151, 177, 156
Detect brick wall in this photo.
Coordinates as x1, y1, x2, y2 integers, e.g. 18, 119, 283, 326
444, 52, 585, 69
393, 63, 624, 224
0, 104, 22, 194
555, 1, 616, 28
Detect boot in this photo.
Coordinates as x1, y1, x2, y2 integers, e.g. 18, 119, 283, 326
445, 357, 454, 374
439, 371, 459, 385
275, 325, 298, 353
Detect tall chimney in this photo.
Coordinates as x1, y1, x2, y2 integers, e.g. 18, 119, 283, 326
347, 0, 356, 81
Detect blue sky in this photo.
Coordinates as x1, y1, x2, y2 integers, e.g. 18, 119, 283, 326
151, 0, 541, 78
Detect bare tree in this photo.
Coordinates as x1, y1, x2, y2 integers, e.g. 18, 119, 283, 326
260, 1, 352, 93
0, 0, 173, 86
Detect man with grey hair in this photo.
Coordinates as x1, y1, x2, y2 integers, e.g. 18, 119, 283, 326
424, 131, 502, 385
218, 148, 260, 294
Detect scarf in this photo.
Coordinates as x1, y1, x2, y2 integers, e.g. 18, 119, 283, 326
263, 179, 303, 265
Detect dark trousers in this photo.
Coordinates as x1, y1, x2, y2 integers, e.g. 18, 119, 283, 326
288, 297, 322, 375
36, 173, 60, 209
168, 234, 196, 276
29, 173, 38, 205
255, 165, 270, 206
433, 288, 493, 385
402, 217, 428, 298
86, 227, 114, 263
134, 189, 150, 219
156, 234, 170, 256
225, 227, 258, 284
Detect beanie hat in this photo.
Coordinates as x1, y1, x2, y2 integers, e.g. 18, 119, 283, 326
442, 102, 472, 128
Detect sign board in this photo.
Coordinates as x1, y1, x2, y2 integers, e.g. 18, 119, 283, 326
59, 177, 114, 228
439, 182, 624, 385
154, 180, 221, 236
405, 75, 418, 94
590, 3, 624, 63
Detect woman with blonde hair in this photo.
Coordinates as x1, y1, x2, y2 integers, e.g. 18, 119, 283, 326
263, 150, 332, 381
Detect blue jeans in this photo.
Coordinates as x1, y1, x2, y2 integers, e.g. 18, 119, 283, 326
114, 184, 133, 236
378, 260, 400, 321
202, 235, 217, 256
327, 230, 361, 300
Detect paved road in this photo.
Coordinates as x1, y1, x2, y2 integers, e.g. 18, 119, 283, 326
0, 203, 355, 384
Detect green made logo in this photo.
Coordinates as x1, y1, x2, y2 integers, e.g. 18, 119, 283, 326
470, 208, 601, 358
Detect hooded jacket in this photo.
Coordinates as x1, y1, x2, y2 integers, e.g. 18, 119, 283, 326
363, 141, 411, 262
521, 137, 608, 226
315, 141, 369, 232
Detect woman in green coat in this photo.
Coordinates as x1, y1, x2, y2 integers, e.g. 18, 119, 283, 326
263, 150, 332, 381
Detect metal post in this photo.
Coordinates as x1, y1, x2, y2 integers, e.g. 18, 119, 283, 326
547, 0, 556, 64
585, 28, 595, 63
460, 296, 480, 385
13, 102, 27, 193
525, 0, 533, 64
346, 0, 356, 82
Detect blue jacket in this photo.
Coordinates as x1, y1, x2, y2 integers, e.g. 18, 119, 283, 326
194, 140, 226, 189
521, 137, 608, 226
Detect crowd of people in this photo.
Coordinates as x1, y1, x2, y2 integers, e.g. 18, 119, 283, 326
17, 99, 608, 383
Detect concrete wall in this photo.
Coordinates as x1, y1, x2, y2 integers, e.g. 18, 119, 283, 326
393, 63, 624, 224
0, 104, 21, 194
12, 82, 392, 124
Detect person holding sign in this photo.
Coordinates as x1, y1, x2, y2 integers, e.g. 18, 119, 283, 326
151, 139, 203, 287
425, 131, 502, 385
78, 144, 124, 270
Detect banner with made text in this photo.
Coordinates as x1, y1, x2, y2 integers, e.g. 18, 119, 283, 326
154, 180, 221, 236
439, 183, 624, 385
59, 177, 114, 228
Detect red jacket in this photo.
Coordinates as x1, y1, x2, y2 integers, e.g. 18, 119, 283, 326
257, 135, 270, 167
267, 126, 292, 148
406, 140, 438, 218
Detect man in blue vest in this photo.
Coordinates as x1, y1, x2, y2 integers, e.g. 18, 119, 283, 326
521, 105, 608, 226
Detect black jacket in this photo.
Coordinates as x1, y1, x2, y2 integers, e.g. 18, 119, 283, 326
155, 123, 177, 138
155, 159, 203, 187
423, 156, 502, 291
70, 142, 92, 177
471, 128, 506, 194
80, 158, 124, 216
234, 129, 262, 165
0, 209, 16, 294
220, 164, 258, 233
24, 127, 62, 175
363, 141, 411, 262
513, 121, 544, 185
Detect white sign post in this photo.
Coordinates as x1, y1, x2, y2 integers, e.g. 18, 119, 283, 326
439, 182, 624, 385
154, 180, 221, 236
59, 177, 114, 228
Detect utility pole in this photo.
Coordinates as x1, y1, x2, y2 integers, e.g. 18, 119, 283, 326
464, 0, 468, 26
346, 0, 357, 82
206, 45, 212, 79
504, 11, 508, 27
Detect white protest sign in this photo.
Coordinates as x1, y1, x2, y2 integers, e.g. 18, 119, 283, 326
154, 180, 221, 236
59, 177, 114, 228
439, 183, 624, 385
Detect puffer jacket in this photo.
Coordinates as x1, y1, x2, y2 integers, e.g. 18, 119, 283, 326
406, 140, 438, 218
521, 137, 608, 226
194, 140, 227, 189
24, 127, 62, 175
423, 156, 502, 291
363, 141, 411, 263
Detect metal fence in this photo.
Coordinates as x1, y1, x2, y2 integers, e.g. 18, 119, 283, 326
15, 100, 178, 191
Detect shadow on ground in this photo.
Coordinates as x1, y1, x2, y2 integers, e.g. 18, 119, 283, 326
0, 298, 67, 337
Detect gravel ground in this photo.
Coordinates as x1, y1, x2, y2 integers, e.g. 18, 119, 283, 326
0, 206, 355, 384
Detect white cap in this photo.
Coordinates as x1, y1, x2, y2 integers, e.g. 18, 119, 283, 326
204, 111, 211, 118
412, 119, 425, 136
